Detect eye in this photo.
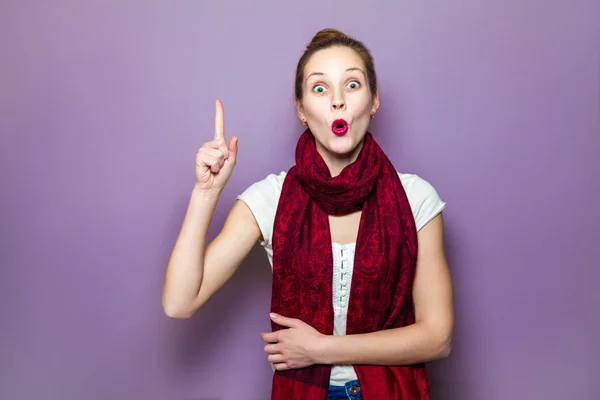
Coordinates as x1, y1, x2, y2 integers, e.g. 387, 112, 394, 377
312, 85, 327, 94
347, 80, 360, 90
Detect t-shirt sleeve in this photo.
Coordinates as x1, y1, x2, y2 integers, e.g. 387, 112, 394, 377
236, 172, 285, 247
401, 173, 447, 231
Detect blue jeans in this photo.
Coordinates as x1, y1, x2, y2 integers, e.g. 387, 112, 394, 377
327, 379, 362, 400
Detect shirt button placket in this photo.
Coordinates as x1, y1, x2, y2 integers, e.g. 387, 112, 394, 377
340, 247, 347, 302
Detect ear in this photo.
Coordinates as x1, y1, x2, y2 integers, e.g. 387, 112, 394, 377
371, 91, 380, 115
296, 99, 306, 122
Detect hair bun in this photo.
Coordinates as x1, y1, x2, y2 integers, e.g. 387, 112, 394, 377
307, 28, 350, 48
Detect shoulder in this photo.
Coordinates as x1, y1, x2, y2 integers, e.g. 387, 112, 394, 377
236, 171, 287, 246
398, 172, 447, 231
238, 171, 287, 203
398, 172, 438, 199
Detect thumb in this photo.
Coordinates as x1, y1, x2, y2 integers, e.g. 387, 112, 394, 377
270, 313, 298, 328
228, 136, 238, 162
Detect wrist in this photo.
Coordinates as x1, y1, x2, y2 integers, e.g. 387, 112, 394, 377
312, 334, 333, 365
191, 184, 223, 200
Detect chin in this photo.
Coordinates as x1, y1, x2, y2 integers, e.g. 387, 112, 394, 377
327, 135, 360, 156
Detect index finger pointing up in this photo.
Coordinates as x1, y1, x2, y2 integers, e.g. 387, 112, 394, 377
214, 99, 224, 142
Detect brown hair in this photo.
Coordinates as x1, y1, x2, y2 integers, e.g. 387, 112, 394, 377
295, 28, 377, 102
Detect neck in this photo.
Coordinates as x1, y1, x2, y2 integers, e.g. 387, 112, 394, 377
316, 138, 365, 177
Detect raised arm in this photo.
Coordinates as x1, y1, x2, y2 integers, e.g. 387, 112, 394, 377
161, 100, 261, 318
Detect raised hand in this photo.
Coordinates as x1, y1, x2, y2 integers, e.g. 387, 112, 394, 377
195, 100, 238, 192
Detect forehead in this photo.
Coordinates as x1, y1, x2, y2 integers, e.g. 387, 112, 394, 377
304, 46, 365, 77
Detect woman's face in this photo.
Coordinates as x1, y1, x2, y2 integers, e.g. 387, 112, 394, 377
297, 46, 379, 158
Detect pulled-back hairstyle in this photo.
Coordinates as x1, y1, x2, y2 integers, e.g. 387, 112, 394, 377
295, 28, 377, 102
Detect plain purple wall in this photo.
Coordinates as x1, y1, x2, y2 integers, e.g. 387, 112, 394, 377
1, 1, 599, 399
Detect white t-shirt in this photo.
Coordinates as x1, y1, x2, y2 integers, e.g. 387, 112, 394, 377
236, 171, 446, 386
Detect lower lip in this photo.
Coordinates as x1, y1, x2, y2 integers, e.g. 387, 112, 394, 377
332, 121, 349, 136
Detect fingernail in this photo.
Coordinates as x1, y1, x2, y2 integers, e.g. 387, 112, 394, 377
270, 313, 278, 318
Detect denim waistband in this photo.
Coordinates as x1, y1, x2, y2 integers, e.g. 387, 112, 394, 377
327, 379, 362, 400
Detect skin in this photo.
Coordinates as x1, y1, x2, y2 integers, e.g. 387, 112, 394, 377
296, 46, 379, 177
162, 45, 454, 373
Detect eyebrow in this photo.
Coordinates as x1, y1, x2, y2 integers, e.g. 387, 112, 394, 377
306, 67, 365, 80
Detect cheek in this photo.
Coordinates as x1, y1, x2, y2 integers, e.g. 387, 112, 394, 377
349, 94, 372, 116
302, 98, 327, 120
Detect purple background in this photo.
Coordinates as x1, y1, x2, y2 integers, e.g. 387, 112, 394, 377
1, 1, 599, 399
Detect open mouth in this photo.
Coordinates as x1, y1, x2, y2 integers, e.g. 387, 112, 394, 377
331, 119, 349, 136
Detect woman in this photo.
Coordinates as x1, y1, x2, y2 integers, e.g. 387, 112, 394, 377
162, 28, 454, 400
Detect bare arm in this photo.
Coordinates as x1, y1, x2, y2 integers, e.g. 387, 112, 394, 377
316, 212, 454, 365
162, 99, 261, 319
162, 191, 260, 319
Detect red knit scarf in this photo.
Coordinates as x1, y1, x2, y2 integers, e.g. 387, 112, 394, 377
270, 130, 430, 399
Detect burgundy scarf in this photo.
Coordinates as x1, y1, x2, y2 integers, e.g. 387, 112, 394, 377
270, 130, 430, 399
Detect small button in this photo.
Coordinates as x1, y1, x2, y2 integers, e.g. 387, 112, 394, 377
349, 385, 360, 395
341, 248, 347, 261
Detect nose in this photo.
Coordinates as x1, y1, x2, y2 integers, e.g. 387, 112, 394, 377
331, 99, 346, 111
331, 91, 346, 111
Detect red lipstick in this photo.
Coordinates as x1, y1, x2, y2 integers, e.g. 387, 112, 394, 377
332, 119, 348, 136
